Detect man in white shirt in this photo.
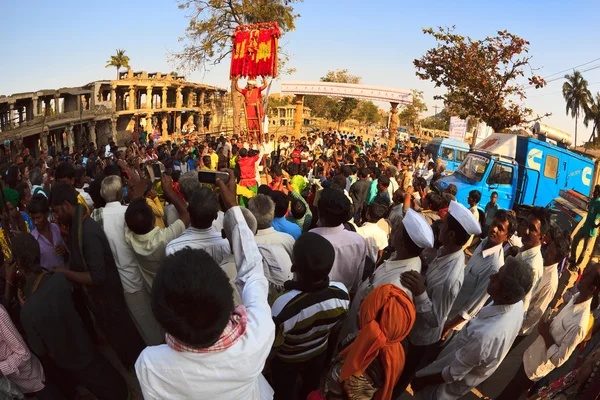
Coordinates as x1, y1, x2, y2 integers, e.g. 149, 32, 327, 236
165, 187, 230, 264
422, 162, 435, 185
397, 201, 481, 394
496, 262, 600, 400
310, 188, 368, 295
516, 206, 549, 315
442, 209, 516, 339
357, 202, 389, 264
136, 173, 276, 400
412, 256, 535, 400
247, 194, 294, 291
337, 208, 434, 347
385, 165, 400, 203
93, 176, 163, 345
517, 233, 567, 339
125, 177, 190, 290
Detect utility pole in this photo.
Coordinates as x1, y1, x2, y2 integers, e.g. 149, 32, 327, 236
433, 104, 439, 117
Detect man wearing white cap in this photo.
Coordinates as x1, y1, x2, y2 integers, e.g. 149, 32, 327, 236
336, 208, 434, 347
395, 201, 481, 394
441, 209, 516, 340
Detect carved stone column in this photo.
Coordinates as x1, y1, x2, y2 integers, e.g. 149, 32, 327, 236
145, 113, 153, 135
162, 115, 169, 138
128, 86, 135, 111
54, 95, 60, 115
66, 124, 74, 149
32, 96, 38, 118
8, 103, 14, 129
293, 95, 304, 138
111, 118, 118, 144
175, 112, 181, 134
146, 86, 152, 109
110, 85, 117, 110
187, 89, 194, 108
388, 102, 399, 155
200, 91, 205, 106
88, 121, 97, 146
40, 127, 49, 151
175, 86, 182, 109
161, 87, 167, 109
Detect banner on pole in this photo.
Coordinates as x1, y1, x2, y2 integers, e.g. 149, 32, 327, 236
230, 22, 281, 79
449, 116, 468, 141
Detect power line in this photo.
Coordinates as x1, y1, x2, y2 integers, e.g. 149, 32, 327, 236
543, 57, 600, 79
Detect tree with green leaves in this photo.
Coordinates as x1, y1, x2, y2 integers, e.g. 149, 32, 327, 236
304, 69, 362, 128
105, 49, 131, 80
354, 101, 381, 125
174, 0, 302, 135
398, 90, 428, 133
584, 92, 600, 147
414, 26, 546, 132
563, 70, 591, 147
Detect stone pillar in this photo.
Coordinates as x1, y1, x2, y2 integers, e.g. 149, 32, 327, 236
175, 112, 181, 134
388, 102, 399, 155
9, 103, 14, 129
110, 118, 118, 144
293, 95, 304, 138
200, 91, 205, 106
32, 96, 38, 118
40, 128, 49, 151
128, 86, 135, 111
110, 85, 116, 110
55, 95, 60, 115
187, 89, 194, 108
175, 86, 182, 109
88, 121, 97, 146
162, 115, 169, 138
66, 124, 74, 149
146, 86, 152, 109
161, 87, 167, 109
145, 113, 153, 135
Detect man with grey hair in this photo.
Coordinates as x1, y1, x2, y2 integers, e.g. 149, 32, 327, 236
92, 175, 163, 345
386, 165, 399, 200
164, 171, 226, 232
248, 194, 295, 257
30, 167, 47, 197
164, 171, 201, 226
247, 194, 294, 292
412, 256, 534, 400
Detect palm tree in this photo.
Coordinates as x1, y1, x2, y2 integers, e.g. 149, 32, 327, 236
563, 70, 591, 147
105, 49, 131, 80
584, 92, 600, 147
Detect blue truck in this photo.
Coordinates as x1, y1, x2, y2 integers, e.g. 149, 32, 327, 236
425, 138, 471, 173
435, 133, 598, 210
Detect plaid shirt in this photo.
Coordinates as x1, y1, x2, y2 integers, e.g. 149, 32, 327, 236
166, 305, 247, 353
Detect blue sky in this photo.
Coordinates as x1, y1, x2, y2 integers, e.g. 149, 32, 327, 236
2, 0, 600, 144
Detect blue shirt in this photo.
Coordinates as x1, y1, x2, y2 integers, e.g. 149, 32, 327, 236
271, 217, 301, 240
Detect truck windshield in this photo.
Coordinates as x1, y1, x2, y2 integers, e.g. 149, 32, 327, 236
546, 200, 583, 233
456, 153, 490, 182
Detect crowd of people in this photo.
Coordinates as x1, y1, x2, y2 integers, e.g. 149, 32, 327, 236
0, 129, 598, 400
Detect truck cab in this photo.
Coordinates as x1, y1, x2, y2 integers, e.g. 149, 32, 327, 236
435, 152, 518, 210
425, 138, 470, 173
436, 133, 597, 211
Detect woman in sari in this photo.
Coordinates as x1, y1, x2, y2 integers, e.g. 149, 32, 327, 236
310, 283, 416, 400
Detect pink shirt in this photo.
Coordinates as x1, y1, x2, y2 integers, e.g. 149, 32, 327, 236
0, 305, 45, 393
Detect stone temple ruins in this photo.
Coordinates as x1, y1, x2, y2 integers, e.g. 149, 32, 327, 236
0, 70, 227, 156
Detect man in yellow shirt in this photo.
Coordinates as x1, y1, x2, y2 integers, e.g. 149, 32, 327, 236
209, 147, 218, 171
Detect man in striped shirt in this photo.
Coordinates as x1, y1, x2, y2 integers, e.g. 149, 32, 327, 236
270, 232, 350, 400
